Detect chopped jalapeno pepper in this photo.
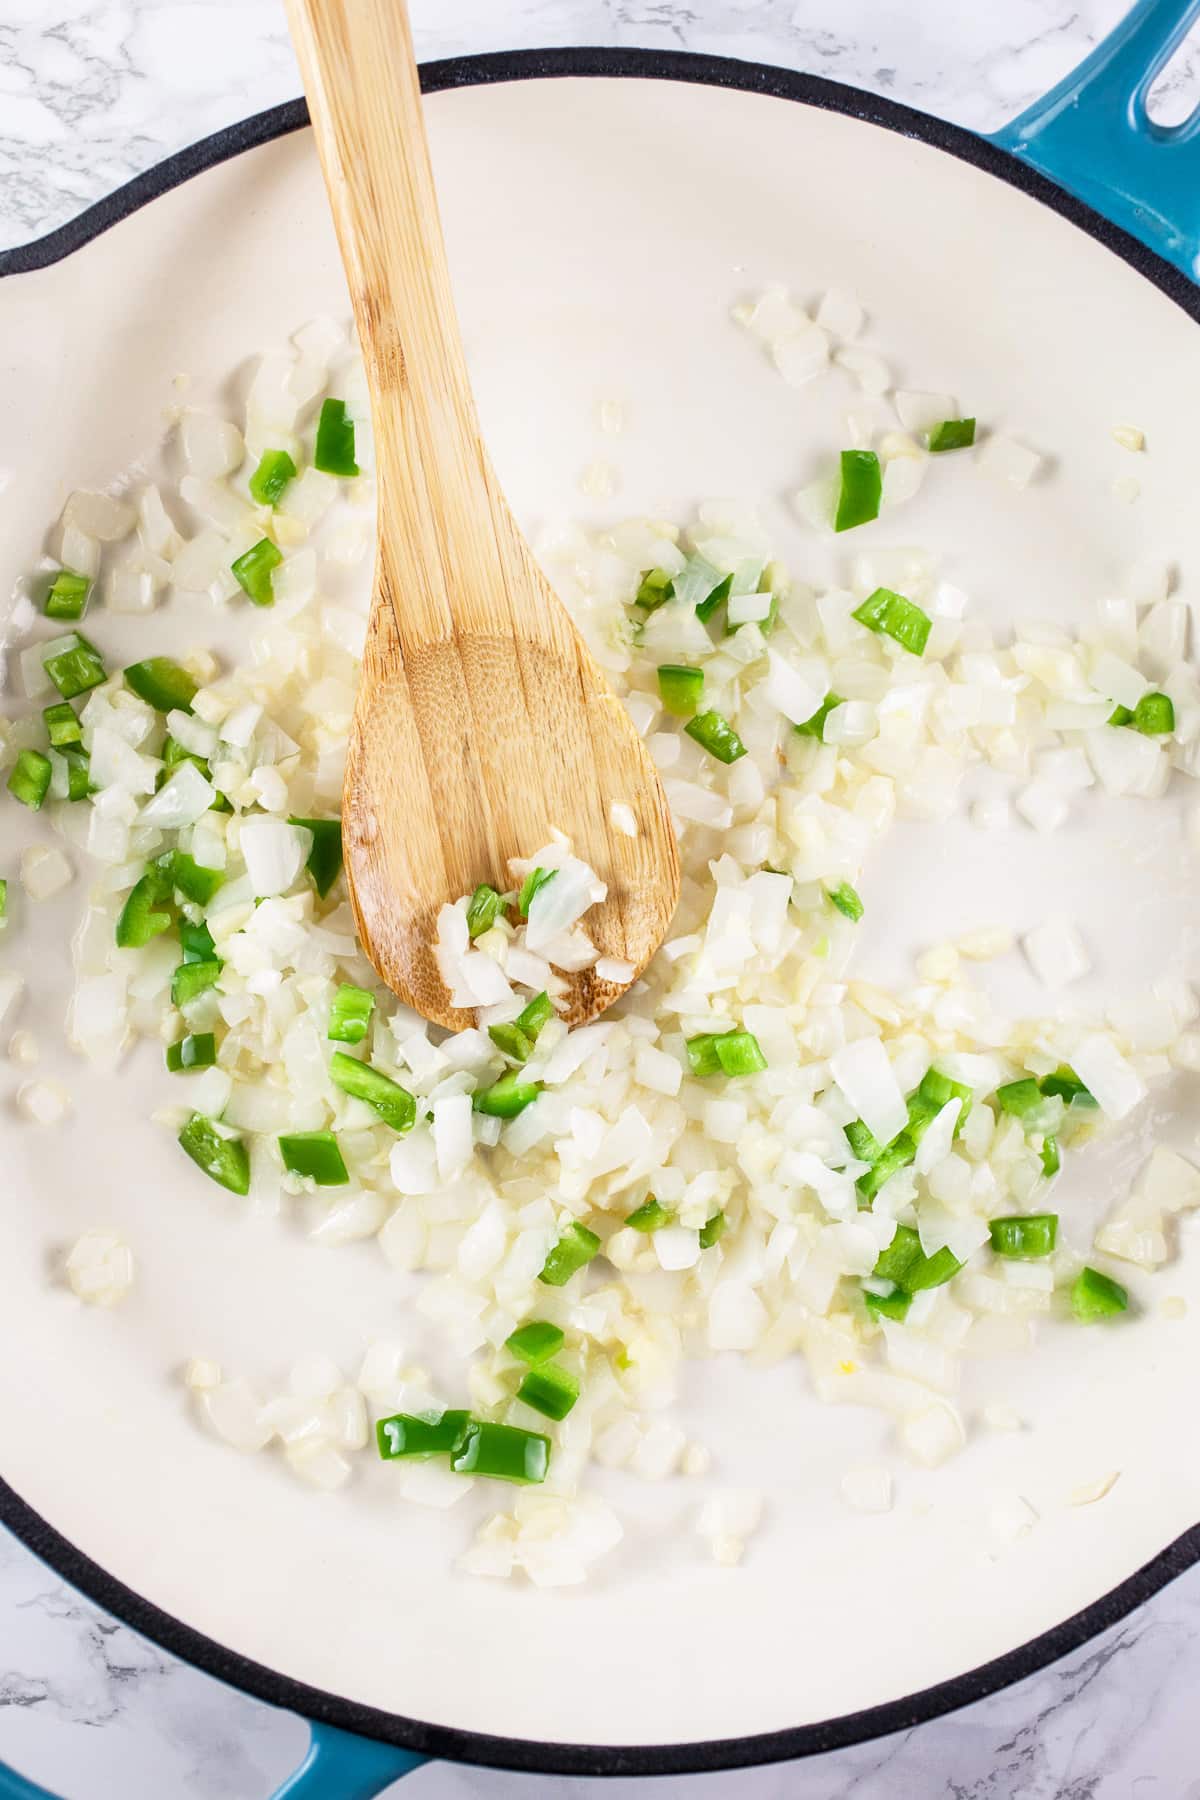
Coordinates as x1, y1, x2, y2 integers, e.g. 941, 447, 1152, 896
178, 1113, 250, 1196
505, 1322, 565, 1365
248, 449, 298, 507
1071, 1265, 1129, 1322
44, 569, 92, 622
278, 1130, 349, 1185
657, 664, 705, 717
125, 657, 198, 713
170, 851, 224, 905
835, 449, 882, 532
466, 882, 503, 938
699, 1210, 728, 1249
171, 958, 222, 1006
990, 1213, 1058, 1258
826, 881, 863, 922
43, 701, 82, 748
288, 816, 343, 898
328, 984, 375, 1044
625, 1198, 671, 1232
328, 1051, 416, 1133
231, 538, 283, 607
473, 1070, 542, 1118
449, 1420, 550, 1484
488, 1021, 533, 1062
517, 867, 556, 917
538, 1222, 600, 1286
376, 1409, 470, 1460
928, 417, 976, 452
7, 749, 52, 811
314, 398, 359, 477
684, 709, 747, 764
115, 863, 173, 948
166, 1032, 217, 1072
852, 586, 932, 656
794, 691, 844, 741
517, 1363, 579, 1421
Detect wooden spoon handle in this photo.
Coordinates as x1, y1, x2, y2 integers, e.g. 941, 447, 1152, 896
286, 0, 471, 421
285, 0, 504, 640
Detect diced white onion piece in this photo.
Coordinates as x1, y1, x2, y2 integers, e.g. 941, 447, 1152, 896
1070, 1035, 1146, 1119
916, 1203, 989, 1265
653, 1226, 700, 1271
634, 1044, 682, 1095
166, 709, 218, 759
895, 391, 956, 434
830, 1037, 907, 1145
1022, 918, 1091, 989
882, 455, 925, 508
181, 412, 244, 479
19, 644, 54, 700
525, 856, 605, 954
200, 1378, 271, 1452
726, 590, 773, 625
764, 650, 826, 726
708, 1282, 767, 1350
137, 484, 180, 558
771, 322, 829, 386
65, 1229, 135, 1307
20, 844, 73, 900
1089, 650, 1149, 710
106, 565, 159, 614
835, 348, 890, 396
697, 1488, 763, 1543
433, 1094, 474, 1184
822, 700, 875, 746
900, 1401, 965, 1467
912, 1100, 961, 1175
62, 490, 135, 542
220, 702, 263, 749
1014, 779, 1068, 834
595, 957, 634, 984
816, 288, 863, 339
140, 760, 217, 827
88, 728, 159, 796
978, 434, 1041, 490
240, 817, 310, 898
17, 1079, 69, 1125
173, 528, 239, 601
665, 780, 734, 829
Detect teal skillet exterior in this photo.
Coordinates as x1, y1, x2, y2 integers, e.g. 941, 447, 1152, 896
992, 0, 1200, 283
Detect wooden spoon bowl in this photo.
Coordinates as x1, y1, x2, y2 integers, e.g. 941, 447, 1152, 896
286, 0, 680, 1030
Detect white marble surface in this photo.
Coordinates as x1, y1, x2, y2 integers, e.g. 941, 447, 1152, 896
4, 2, 1200, 1796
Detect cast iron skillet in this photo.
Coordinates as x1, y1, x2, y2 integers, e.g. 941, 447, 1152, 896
1, 2, 1199, 1793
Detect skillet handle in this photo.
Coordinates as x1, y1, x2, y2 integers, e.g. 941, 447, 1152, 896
0, 1724, 427, 1800
991, 0, 1200, 280
269, 1721, 427, 1798
0, 1764, 59, 1800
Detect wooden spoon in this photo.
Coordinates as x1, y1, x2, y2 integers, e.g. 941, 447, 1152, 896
285, 0, 680, 1029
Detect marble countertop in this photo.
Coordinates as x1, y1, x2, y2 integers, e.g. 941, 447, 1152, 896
4, 3, 1200, 1796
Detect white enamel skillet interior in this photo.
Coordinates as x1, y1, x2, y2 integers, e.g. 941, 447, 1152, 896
3, 45, 1200, 1786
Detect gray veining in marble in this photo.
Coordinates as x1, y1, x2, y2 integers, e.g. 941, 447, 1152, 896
5, 2, 1200, 1796
11, 0, 1200, 253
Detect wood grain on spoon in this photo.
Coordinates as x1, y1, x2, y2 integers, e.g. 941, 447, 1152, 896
285, 0, 680, 1030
